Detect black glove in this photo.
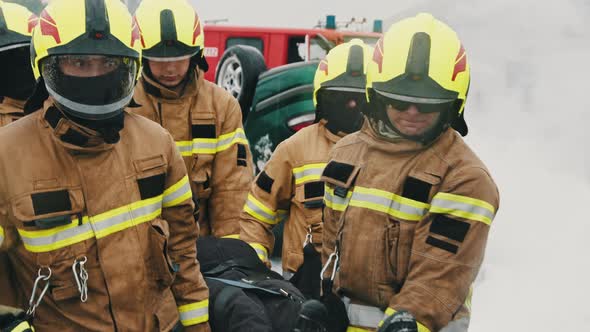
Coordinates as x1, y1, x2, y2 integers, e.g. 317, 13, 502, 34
0, 306, 34, 332
292, 299, 328, 332
377, 310, 418, 332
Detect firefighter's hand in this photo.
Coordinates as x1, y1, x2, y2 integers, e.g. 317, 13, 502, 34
183, 322, 211, 332
0, 305, 34, 332
377, 310, 418, 332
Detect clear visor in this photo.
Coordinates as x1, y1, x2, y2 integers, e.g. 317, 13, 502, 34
143, 52, 196, 62
42, 55, 138, 120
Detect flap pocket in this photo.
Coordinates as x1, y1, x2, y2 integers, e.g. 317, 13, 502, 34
148, 218, 177, 289
191, 114, 216, 139
295, 181, 325, 209
133, 154, 167, 176
321, 161, 361, 191
12, 187, 85, 227
403, 170, 442, 204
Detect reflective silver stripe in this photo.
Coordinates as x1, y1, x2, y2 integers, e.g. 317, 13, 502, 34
176, 143, 192, 155
342, 297, 384, 328
19, 219, 93, 248
324, 187, 351, 211
178, 300, 209, 325
293, 163, 326, 185
46, 84, 133, 118
162, 178, 191, 207
92, 200, 161, 236
254, 247, 268, 261
431, 199, 494, 220
192, 141, 218, 153
351, 191, 428, 219
244, 194, 277, 224
179, 306, 208, 322
18, 196, 163, 252
217, 130, 247, 149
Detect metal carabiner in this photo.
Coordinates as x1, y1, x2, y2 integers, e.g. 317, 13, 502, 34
303, 225, 313, 247
72, 256, 89, 303
26, 266, 52, 317
320, 251, 339, 282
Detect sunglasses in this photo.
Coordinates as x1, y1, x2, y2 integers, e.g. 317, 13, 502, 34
386, 98, 454, 114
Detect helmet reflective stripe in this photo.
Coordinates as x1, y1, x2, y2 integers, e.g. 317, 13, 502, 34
374, 90, 455, 104
45, 84, 134, 119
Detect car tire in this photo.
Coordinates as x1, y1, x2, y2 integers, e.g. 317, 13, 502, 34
215, 45, 267, 120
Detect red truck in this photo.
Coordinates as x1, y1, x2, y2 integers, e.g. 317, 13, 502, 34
202, 24, 381, 113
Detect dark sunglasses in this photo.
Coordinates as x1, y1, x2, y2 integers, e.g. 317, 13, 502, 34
386, 97, 454, 114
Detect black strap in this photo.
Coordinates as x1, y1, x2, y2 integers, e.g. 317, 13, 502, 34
205, 277, 286, 297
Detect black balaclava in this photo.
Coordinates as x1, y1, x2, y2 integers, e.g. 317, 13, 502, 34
0, 47, 36, 100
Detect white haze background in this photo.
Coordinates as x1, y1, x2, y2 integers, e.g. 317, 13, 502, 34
193, 0, 590, 330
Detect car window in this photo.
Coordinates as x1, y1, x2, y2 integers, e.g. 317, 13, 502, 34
226, 37, 264, 53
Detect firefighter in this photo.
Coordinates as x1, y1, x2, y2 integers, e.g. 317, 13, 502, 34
0, 0, 36, 124
0, 0, 210, 331
0, 0, 37, 311
240, 40, 373, 295
321, 14, 500, 332
131, 0, 253, 238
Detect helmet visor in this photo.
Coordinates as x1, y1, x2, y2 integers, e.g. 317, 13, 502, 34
42, 55, 137, 120
373, 89, 454, 114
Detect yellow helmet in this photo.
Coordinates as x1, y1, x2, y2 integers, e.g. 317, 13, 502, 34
313, 39, 373, 134
29, 0, 141, 120
0, 1, 37, 51
133, 0, 207, 70
0, 1, 37, 100
366, 13, 470, 140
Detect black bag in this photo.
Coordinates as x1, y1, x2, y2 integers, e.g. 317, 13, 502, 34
289, 242, 322, 300
197, 237, 305, 332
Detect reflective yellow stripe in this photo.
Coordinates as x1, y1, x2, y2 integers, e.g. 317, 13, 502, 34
243, 194, 277, 225
0, 226, 4, 247
293, 162, 327, 185
16, 178, 188, 253
324, 185, 352, 212
465, 285, 473, 312
349, 186, 429, 221
11, 320, 34, 332
380, 308, 431, 332
163, 175, 192, 208
430, 192, 495, 225
178, 299, 209, 326
221, 234, 240, 239
347, 327, 372, 332
175, 128, 248, 156
250, 242, 268, 262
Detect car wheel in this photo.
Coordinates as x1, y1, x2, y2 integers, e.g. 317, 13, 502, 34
215, 45, 267, 120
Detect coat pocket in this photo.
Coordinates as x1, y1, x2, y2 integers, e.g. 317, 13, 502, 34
147, 218, 177, 289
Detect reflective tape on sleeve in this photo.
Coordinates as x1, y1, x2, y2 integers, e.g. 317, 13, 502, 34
293, 163, 327, 185
163, 175, 192, 208
176, 128, 249, 156
178, 299, 209, 326
0, 226, 4, 247
250, 243, 268, 262
430, 192, 495, 225
243, 194, 278, 225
